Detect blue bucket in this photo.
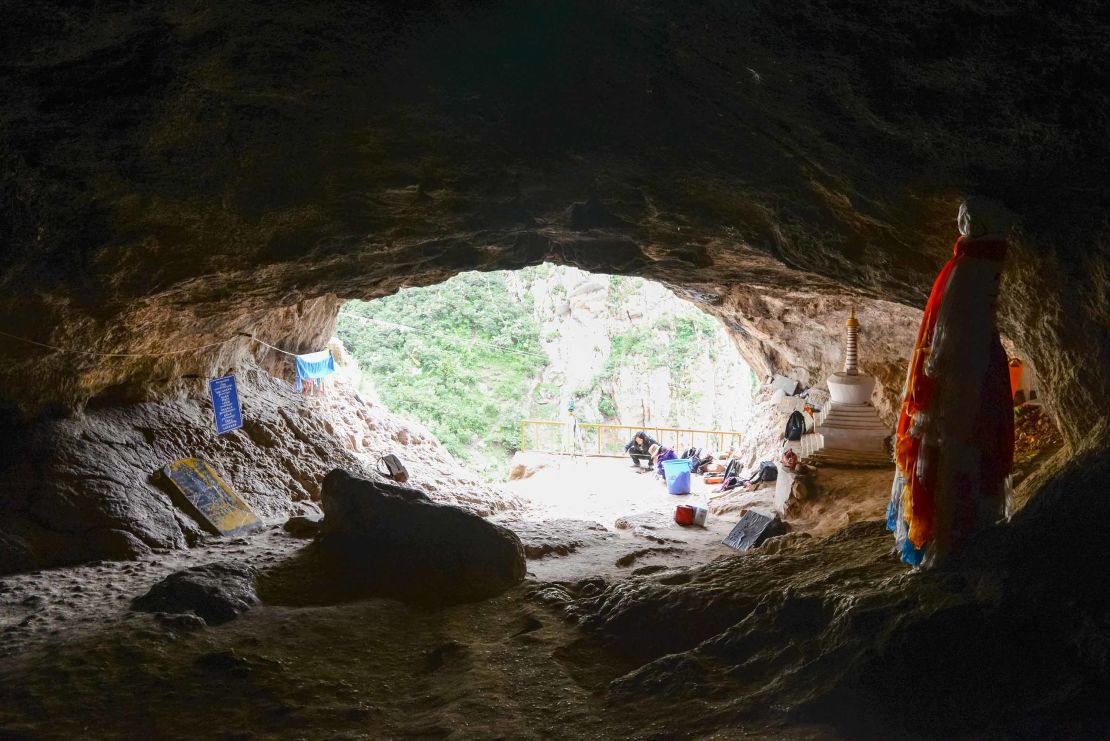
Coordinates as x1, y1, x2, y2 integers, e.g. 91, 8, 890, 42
662, 458, 692, 495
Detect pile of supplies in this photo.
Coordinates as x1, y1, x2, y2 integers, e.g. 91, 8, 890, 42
714, 458, 778, 493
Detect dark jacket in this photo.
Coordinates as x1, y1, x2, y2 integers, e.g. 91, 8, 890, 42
624, 431, 658, 455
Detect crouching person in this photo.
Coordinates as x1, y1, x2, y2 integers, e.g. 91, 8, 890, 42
625, 431, 658, 470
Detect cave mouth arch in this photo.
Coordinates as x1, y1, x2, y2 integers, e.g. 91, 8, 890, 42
2, 0, 1110, 733
334, 263, 762, 479
3, 0, 1107, 454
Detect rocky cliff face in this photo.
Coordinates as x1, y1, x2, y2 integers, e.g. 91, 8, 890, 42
719, 289, 922, 426
510, 265, 754, 432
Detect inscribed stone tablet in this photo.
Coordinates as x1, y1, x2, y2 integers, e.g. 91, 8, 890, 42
161, 458, 263, 536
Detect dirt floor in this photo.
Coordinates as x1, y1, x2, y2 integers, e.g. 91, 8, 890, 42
0, 456, 897, 739
499, 455, 740, 582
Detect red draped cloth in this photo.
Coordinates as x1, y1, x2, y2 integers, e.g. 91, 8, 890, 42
894, 236, 1013, 550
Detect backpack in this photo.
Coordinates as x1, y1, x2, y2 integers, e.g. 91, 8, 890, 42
722, 458, 743, 481
376, 454, 409, 484
784, 410, 805, 441
694, 452, 714, 473
757, 460, 778, 482
746, 460, 778, 486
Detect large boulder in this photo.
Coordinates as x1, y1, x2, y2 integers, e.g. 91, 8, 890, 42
315, 469, 526, 604
507, 451, 555, 481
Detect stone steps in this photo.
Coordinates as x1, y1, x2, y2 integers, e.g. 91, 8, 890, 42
819, 420, 889, 430
810, 395, 890, 465
822, 412, 886, 421
804, 448, 893, 467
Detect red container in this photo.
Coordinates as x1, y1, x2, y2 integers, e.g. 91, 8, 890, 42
675, 505, 696, 526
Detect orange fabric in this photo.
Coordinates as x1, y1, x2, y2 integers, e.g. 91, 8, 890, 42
895, 256, 956, 546
1009, 361, 1023, 398
894, 236, 1008, 548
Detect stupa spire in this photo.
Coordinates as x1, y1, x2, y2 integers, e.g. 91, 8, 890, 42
844, 305, 860, 375
809, 302, 889, 468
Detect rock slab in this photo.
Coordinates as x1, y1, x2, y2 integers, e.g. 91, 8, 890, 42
317, 469, 526, 604
722, 510, 787, 552
132, 562, 259, 626
160, 458, 263, 537
283, 515, 322, 538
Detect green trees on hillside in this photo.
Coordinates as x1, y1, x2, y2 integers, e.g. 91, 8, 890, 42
594, 314, 719, 424
336, 272, 545, 478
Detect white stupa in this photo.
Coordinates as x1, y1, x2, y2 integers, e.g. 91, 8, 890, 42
808, 306, 891, 466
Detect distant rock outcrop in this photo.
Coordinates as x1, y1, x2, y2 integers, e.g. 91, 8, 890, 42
509, 266, 755, 433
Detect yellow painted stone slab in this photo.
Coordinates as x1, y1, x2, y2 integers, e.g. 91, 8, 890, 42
161, 458, 263, 536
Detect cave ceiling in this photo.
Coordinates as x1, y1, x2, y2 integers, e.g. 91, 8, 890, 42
2, 1, 1108, 444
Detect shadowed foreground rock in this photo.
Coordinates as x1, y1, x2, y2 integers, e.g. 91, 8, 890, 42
0, 369, 516, 576
132, 561, 259, 626
310, 469, 527, 605
282, 515, 321, 538
533, 431, 1110, 737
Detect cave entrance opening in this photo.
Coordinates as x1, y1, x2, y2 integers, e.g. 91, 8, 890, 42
334, 263, 756, 533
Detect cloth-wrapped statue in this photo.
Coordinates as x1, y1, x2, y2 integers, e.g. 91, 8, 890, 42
886, 200, 1015, 567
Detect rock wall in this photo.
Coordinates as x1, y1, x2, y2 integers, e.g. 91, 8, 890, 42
0, 366, 518, 575
1, 1, 1107, 454
714, 289, 921, 426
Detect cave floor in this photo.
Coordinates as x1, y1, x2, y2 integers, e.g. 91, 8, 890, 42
500, 455, 739, 582
0, 460, 899, 739
0, 526, 851, 739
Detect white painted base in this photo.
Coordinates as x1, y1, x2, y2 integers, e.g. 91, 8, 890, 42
827, 372, 876, 405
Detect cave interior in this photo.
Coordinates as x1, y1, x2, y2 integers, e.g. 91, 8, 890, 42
2, 1, 1110, 738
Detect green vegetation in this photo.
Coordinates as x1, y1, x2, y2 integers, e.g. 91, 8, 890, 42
597, 392, 617, 419
607, 274, 642, 305
336, 272, 546, 479
600, 316, 716, 377
338, 266, 742, 480
597, 314, 718, 425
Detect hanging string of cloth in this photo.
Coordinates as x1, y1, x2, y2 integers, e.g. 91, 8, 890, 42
0, 328, 335, 394
249, 336, 336, 393
293, 349, 335, 393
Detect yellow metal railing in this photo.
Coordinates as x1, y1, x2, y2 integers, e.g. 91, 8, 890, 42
519, 419, 743, 457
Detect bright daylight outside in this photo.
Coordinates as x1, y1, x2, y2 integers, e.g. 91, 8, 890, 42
334, 265, 766, 578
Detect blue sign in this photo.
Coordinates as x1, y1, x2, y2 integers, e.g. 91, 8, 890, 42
209, 375, 243, 435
